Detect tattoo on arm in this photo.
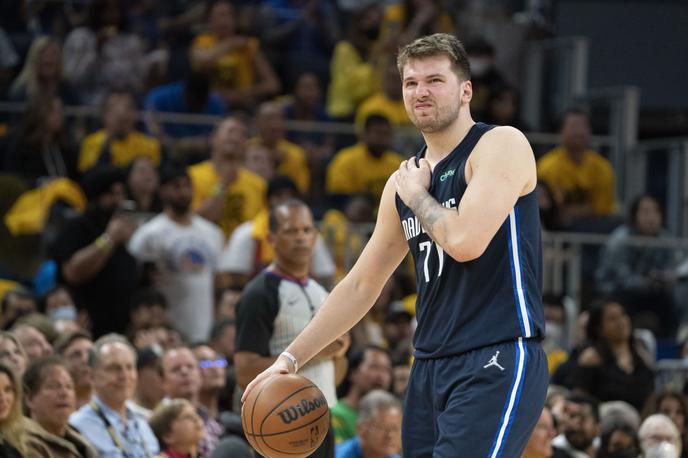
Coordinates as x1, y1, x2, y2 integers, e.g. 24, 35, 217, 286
408, 190, 452, 241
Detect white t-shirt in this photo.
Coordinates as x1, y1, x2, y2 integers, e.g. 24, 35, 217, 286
217, 220, 335, 278
128, 214, 224, 341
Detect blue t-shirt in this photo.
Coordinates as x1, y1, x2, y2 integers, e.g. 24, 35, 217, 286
143, 81, 226, 138
335, 437, 400, 458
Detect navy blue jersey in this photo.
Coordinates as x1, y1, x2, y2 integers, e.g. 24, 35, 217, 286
395, 123, 545, 358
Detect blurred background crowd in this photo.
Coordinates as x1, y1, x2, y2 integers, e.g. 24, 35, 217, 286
0, 0, 688, 457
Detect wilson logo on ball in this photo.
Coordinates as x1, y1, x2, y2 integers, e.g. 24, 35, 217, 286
276, 396, 327, 424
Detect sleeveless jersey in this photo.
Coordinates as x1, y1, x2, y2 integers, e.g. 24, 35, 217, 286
395, 123, 545, 358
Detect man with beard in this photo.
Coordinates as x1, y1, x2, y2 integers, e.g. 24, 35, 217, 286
51, 166, 139, 337
245, 33, 548, 457
552, 394, 601, 458
129, 167, 224, 342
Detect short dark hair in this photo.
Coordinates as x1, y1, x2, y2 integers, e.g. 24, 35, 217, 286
210, 319, 235, 342
268, 198, 310, 233
567, 392, 600, 422
23, 356, 72, 397
397, 33, 470, 81
149, 399, 194, 447
363, 114, 391, 133
54, 330, 93, 355
628, 194, 662, 228
130, 288, 167, 311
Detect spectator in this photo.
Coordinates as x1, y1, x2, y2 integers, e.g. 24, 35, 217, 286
0, 332, 27, 379
149, 399, 205, 458
192, 345, 226, 420
283, 72, 334, 154
522, 407, 556, 458
335, 389, 402, 458
129, 166, 224, 342
599, 401, 641, 432
129, 347, 164, 418
190, 0, 280, 111
125, 157, 162, 213
62, 0, 147, 105
596, 194, 679, 337
326, 4, 383, 120
0, 363, 27, 457
54, 330, 94, 408
70, 334, 159, 457
5, 95, 78, 186
483, 84, 528, 131
209, 319, 235, 362
214, 287, 240, 322
596, 423, 640, 458
639, 414, 682, 458
42, 285, 81, 330
391, 363, 410, 400
143, 71, 227, 166
249, 101, 310, 194
9, 36, 76, 104
572, 299, 654, 411
0, 286, 37, 330
234, 199, 350, 455
51, 166, 140, 337
188, 116, 267, 239
542, 294, 569, 375
381, 301, 413, 365
465, 39, 508, 118
642, 391, 688, 458
23, 356, 98, 457
217, 176, 335, 289
127, 288, 169, 338
10, 324, 52, 360
537, 108, 616, 227
78, 90, 161, 173
332, 345, 392, 443
161, 346, 223, 458
552, 393, 600, 458
326, 115, 404, 204
355, 60, 411, 130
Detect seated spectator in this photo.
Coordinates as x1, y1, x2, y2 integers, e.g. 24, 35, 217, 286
129, 166, 224, 342
190, 0, 280, 111
50, 167, 140, 337
9, 36, 76, 104
537, 108, 616, 227
62, 0, 148, 105
639, 414, 682, 458
161, 346, 223, 457
5, 95, 78, 186
41, 285, 81, 330
283, 72, 334, 154
391, 363, 410, 399
0, 363, 27, 457
23, 356, 98, 457
465, 39, 508, 118
125, 157, 162, 213
144, 71, 227, 166
326, 115, 404, 204
327, 4, 384, 120
542, 294, 569, 375
596, 423, 640, 458
552, 393, 600, 458
78, 90, 161, 173
70, 334, 159, 457
355, 60, 411, 130
214, 288, 240, 322
188, 117, 267, 240
249, 101, 310, 194
642, 390, 688, 458
381, 301, 413, 365
217, 176, 334, 288
129, 347, 164, 419
522, 407, 556, 458
209, 319, 235, 362
596, 194, 679, 337
192, 344, 227, 420
127, 288, 169, 339
149, 399, 205, 458
572, 299, 654, 411
10, 323, 52, 360
54, 330, 94, 408
0, 332, 27, 379
335, 389, 402, 458
332, 346, 392, 444
0, 286, 37, 329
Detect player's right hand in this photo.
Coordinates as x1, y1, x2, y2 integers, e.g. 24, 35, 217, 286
241, 355, 293, 403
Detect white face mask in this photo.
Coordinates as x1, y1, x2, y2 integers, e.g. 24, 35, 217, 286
48, 305, 77, 322
645, 442, 679, 458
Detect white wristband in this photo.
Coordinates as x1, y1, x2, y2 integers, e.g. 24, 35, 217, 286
280, 351, 298, 373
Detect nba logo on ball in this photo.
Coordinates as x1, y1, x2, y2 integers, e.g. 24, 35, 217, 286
242, 374, 330, 458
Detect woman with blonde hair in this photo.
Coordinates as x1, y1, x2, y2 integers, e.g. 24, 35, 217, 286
0, 332, 28, 379
0, 363, 27, 457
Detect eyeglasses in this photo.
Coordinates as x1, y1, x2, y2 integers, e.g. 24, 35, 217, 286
199, 358, 228, 369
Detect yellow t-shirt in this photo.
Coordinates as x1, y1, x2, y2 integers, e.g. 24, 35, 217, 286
537, 146, 616, 215
191, 34, 259, 90
78, 130, 161, 172
326, 143, 404, 202
248, 137, 310, 194
326, 41, 377, 118
355, 93, 411, 129
188, 161, 267, 238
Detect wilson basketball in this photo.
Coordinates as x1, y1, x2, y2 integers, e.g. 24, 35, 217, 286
241, 374, 330, 458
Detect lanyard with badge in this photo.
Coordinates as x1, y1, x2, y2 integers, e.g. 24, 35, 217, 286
90, 401, 151, 458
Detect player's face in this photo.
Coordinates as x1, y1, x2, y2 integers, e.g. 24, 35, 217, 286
270, 206, 316, 267
402, 55, 467, 133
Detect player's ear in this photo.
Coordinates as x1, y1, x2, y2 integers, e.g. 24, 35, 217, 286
461, 79, 473, 104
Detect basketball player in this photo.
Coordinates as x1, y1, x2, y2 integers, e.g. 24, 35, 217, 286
244, 33, 548, 457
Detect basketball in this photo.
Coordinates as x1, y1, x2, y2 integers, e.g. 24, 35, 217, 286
241, 374, 330, 458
